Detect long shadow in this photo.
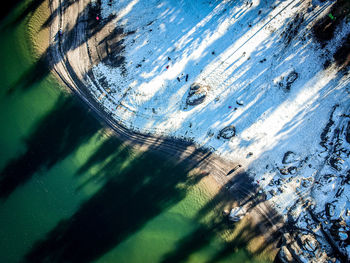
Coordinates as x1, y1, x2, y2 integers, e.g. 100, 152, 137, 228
41, 0, 75, 29
0, 0, 46, 31
6, 46, 53, 95
0, 0, 23, 24
0, 94, 103, 199
7, 0, 124, 95
160, 219, 229, 263
160, 173, 283, 263
1, 0, 73, 31
24, 136, 208, 263
75, 135, 123, 176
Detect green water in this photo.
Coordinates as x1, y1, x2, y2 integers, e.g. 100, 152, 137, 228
0, 1, 271, 263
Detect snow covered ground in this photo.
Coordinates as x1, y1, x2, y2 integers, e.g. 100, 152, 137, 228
87, 0, 350, 261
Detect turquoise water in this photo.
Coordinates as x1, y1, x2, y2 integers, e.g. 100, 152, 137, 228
0, 1, 272, 263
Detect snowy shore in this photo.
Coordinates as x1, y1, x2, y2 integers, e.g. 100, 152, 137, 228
84, 0, 350, 261
50, 0, 350, 261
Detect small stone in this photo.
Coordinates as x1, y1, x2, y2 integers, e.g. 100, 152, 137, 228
325, 203, 336, 218
338, 231, 348, 241
280, 168, 289, 175
269, 189, 277, 196
236, 100, 244, 106
288, 166, 297, 174
282, 151, 299, 164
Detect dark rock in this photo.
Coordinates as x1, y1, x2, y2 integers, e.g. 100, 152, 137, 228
186, 91, 206, 105
288, 166, 297, 175
329, 156, 343, 171
269, 189, 277, 196
280, 168, 289, 175
236, 100, 244, 106
335, 187, 344, 198
190, 83, 202, 91
246, 152, 253, 158
326, 202, 336, 218
186, 83, 209, 106
282, 151, 298, 164
302, 235, 319, 253
286, 71, 298, 90
218, 125, 236, 139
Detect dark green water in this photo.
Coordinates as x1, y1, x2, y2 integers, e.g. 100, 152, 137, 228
0, 1, 272, 263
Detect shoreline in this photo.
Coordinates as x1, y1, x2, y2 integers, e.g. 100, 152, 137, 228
46, 0, 283, 261
27, 0, 50, 58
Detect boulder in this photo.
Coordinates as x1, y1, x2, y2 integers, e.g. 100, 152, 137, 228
301, 234, 319, 253
286, 71, 298, 90
186, 83, 210, 106
325, 202, 336, 218
186, 90, 207, 105
282, 151, 299, 164
228, 206, 247, 222
217, 125, 236, 139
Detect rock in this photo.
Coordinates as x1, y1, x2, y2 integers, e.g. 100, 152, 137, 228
278, 71, 299, 91
269, 189, 277, 196
186, 83, 209, 106
282, 151, 299, 164
218, 125, 236, 139
307, 222, 319, 231
207, 130, 214, 137
246, 152, 253, 158
335, 187, 344, 198
286, 71, 298, 90
301, 179, 312, 188
189, 82, 203, 91
346, 209, 350, 217
329, 156, 343, 171
236, 100, 244, 106
326, 203, 336, 218
280, 168, 289, 175
338, 231, 348, 241
288, 166, 297, 175
301, 234, 319, 253
228, 206, 247, 222
186, 90, 207, 106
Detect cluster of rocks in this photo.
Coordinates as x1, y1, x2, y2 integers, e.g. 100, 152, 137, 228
274, 106, 350, 262
185, 83, 238, 141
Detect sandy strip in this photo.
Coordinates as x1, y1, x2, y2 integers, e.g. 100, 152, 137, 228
47, 0, 285, 261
